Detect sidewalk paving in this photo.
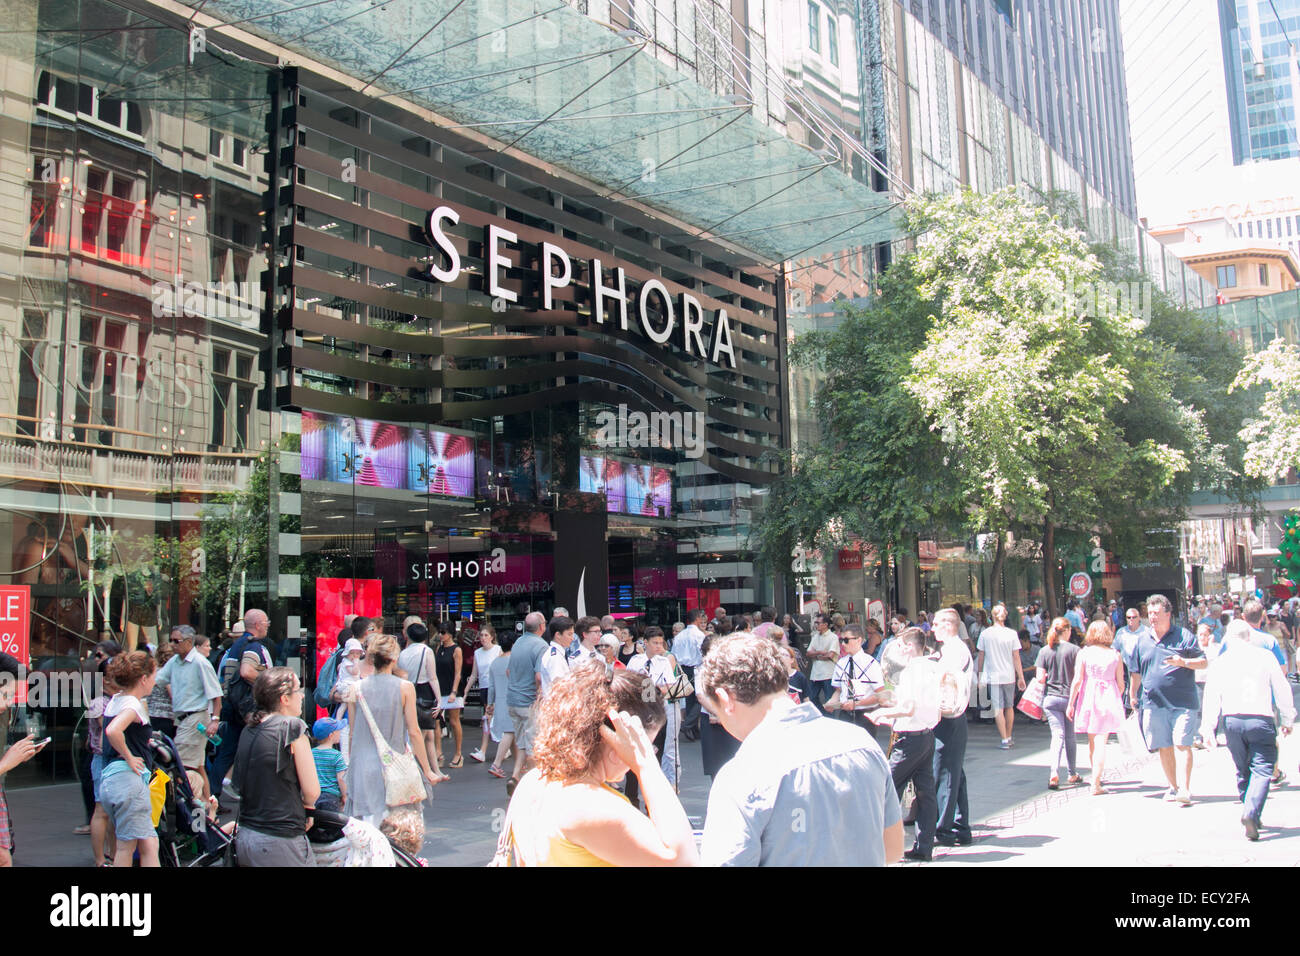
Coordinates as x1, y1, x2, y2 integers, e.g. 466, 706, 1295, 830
9, 707, 1298, 866
923, 733, 1300, 866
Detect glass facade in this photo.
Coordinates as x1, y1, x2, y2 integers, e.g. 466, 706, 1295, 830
1222, 0, 1300, 162
0, 0, 793, 783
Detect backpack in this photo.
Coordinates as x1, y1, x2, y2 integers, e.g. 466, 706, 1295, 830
314, 647, 344, 710
219, 638, 248, 694
938, 656, 972, 719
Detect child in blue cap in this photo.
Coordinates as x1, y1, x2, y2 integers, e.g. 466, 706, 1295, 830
311, 717, 348, 812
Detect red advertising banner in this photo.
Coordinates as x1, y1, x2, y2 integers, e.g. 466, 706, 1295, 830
0, 585, 31, 704
315, 577, 382, 680
838, 549, 863, 570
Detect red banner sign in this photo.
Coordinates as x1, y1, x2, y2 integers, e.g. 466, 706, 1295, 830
0, 585, 31, 704
838, 549, 863, 570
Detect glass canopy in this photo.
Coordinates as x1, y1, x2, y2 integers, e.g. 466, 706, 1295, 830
185, 0, 901, 263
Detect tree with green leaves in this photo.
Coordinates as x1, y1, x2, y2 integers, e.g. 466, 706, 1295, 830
1231, 336, 1300, 483
758, 186, 1258, 616
191, 449, 272, 627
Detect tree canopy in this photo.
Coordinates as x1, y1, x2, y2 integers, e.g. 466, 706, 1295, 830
755, 186, 1259, 613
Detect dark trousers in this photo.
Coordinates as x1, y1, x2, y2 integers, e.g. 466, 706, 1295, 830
810, 679, 833, 714
889, 729, 937, 854
1225, 715, 1277, 824
933, 715, 971, 840
78, 745, 95, 822
680, 664, 700, 737
207, 720, 243, 797
624, 720, 667, 812
836, 706, 881, 746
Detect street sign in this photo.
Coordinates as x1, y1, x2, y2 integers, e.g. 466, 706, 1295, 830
1068, 572, 1093, 600
0, 585, 31, 704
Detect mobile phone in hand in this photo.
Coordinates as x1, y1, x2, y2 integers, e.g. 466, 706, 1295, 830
32, 736, 52, 748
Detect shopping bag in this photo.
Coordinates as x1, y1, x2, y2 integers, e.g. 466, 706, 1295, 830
1015, 677, 1045, 721
1118, 710, 1151, 755
900, 780, 917, 825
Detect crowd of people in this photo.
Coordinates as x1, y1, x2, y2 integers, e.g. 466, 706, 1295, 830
0, 591, 1296, 867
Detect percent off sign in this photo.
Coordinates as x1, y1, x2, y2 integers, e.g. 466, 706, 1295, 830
0, 585, 31, 704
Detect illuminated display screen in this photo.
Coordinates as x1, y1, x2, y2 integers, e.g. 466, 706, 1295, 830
301, 411, 474, 496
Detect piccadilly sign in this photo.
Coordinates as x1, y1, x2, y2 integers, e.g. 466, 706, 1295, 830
421, 205, 739, 370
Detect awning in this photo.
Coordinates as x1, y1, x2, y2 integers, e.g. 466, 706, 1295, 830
182, 0, 902, 263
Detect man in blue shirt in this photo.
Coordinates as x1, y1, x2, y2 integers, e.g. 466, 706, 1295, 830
1127, 594, 1205, 806
504, 611, 548, 796
155, 625, 223, 798
1065, 600, 1085, 634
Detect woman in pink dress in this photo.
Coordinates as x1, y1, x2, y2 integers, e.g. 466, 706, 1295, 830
1066, 620, 1125, 794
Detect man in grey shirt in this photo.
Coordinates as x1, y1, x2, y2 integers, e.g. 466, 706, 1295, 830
504, 611, 548, 795
697, 633, 904, 866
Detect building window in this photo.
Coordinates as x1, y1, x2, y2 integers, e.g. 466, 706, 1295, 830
1217, 265, 1237, 288
808, 1, 820, 52
1259, 264, 1269, 285
827, 14, 838, 65
36, 71, 142, 137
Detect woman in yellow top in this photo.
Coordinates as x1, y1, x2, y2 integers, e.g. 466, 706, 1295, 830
505, 663, 698, 866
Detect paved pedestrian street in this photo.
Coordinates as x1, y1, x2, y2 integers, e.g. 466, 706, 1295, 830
929, 732, 1300, 867
13, 703, 1299, 867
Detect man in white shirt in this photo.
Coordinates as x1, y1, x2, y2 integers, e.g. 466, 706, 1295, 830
538, 615, 574, 697
826, 624, 885, 740
571, 616, 603, 666
931, 608, 974, 847
805, 613, 839, 714
673, 609, 707, 741
870, 626, 942, 861
628, 627, 682, 792
976, 604, 1026, 749
1200, 619, 1296, 840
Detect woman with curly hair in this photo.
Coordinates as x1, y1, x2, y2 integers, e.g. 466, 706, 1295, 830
500, 666, 697, 866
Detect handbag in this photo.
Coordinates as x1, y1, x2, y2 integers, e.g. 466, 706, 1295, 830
1016, 675, 1046, 721
664, 659, 694, 702
412, 646, 439, 722
355, 687, 426, 807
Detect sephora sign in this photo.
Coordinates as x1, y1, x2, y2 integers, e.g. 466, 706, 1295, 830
422, 206, 738, 369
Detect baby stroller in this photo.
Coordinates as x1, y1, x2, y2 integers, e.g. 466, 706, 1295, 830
305, 806, 423, 867
149, 733, 234, 868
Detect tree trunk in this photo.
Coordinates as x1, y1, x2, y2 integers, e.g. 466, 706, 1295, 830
1042, 518, 1058, 618
989, 531, 1006, 605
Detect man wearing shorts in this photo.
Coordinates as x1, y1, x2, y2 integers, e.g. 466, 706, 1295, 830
975, 605, 1025, 749
154, 624, 223, 800
504, 611, 548, 796
1127, 593, 1205, 806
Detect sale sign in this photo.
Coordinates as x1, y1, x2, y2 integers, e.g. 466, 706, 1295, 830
0, 585, 31, 703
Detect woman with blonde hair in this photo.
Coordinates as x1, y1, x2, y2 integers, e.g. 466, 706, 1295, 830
1035, 618, 1081, 789
346, 635, 443, 829
1067, 620, 1126, 794
499, 666, 697, 866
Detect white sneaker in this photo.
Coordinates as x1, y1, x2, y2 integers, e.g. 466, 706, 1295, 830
1176, 788, 1192, 806
469, 749, 485, 763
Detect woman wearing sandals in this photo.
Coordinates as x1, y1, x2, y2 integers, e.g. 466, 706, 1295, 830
1067, 620, 1126, 794
1035, 618, 1081, 790
434, 622, 465, 769
345, 635, 444, 830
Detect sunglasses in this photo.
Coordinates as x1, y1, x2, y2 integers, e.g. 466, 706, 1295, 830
839, 637, 859, 644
